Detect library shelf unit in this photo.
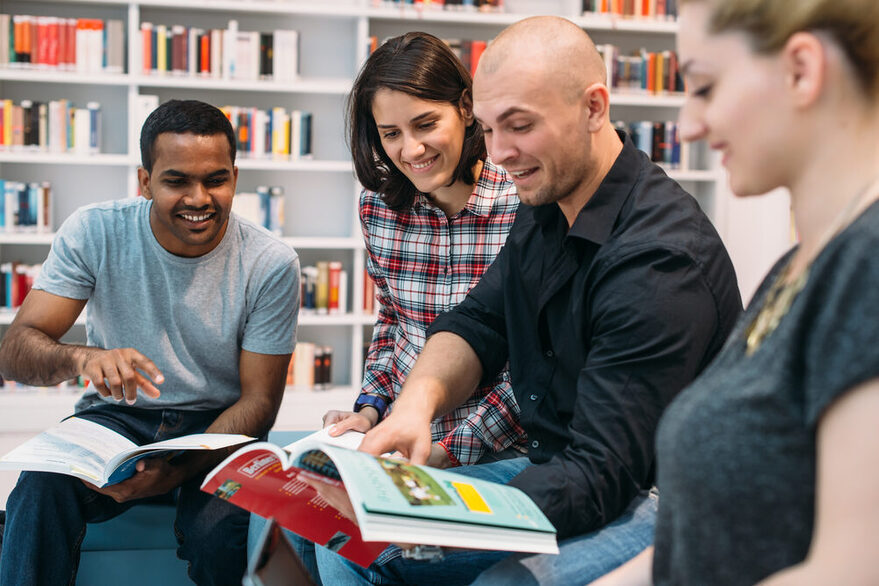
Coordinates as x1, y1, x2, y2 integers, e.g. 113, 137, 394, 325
1, 0, 787, 431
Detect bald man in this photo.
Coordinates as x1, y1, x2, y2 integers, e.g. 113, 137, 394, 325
315, 16, 742, 585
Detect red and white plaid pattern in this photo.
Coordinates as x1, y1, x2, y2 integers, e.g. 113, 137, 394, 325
358, 160, 526, 465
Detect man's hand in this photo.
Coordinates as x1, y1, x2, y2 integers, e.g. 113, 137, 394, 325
78, 347, 164, 404
359, 406, 433, 465
324, 408, 377, 436
85, 457, 183, 503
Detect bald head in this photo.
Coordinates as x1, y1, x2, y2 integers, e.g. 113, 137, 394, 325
477, 16, 607, 101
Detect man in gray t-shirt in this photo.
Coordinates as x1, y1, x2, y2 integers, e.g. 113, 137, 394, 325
0, 100, 300, 586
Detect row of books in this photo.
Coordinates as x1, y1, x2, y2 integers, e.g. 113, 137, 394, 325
231, 185, 285, 236
597, 44, 684, 95
0, 99, 101, 154
0, 14, 124, 73
287, 342, 334, 389
302, 262, 348, 315
0, 180, 52, 232
583, 0, 678, 20
371, 0, 504, 11
615, 120, 690, 171
140, 21, 299, 82
0, 261, 40, 309
221, 106, 313, 161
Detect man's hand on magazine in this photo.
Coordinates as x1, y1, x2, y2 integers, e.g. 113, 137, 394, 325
359, 406, 433, 466
85, 456, 183, 502
77, 347, 164, 405
323, 409, 377, 436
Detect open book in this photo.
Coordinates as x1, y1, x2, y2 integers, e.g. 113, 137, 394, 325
0, 416, 254, 487
201, 429, 558, 568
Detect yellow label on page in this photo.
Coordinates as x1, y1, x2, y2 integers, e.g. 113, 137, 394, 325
451, 481, 492, 514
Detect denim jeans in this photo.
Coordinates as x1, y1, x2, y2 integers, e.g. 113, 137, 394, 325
0, 403, 250, 586
314, 459, 657, 586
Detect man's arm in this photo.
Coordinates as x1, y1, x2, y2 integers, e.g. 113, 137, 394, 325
508, 250, 730, 539
359, 331, 484, 464
96, 349, 290, 503
0, 289, 163, 402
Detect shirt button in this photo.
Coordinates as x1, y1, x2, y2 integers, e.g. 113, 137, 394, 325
544, 350, 554, 358
531, 440, 540, 449
529, 394, 538, 401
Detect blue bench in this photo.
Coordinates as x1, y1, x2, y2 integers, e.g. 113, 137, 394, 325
77, 430, 309, 586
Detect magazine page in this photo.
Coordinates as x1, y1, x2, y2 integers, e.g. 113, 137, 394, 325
201, 442, 388, 568
0, 417, 137, 485
321, 445, 555, 534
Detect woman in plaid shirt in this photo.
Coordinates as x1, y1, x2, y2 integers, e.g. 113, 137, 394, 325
325, 32, 527, 468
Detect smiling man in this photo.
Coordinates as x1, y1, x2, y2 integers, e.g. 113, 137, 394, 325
315, 16, 742, 586
0, 99, 300, 586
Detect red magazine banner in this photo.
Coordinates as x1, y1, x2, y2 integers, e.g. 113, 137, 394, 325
201, 448, 389, 568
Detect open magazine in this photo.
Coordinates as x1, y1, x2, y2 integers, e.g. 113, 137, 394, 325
0, 416, 254, 487
201, 428, 558, 568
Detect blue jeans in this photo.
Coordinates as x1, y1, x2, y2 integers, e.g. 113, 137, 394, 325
315, 459, 657, 585
471, 487, 659, 585
0, 403, 251, 586
246, 448, 529, 585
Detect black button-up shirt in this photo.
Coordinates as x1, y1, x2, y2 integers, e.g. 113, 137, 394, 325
428, 133, 742, 539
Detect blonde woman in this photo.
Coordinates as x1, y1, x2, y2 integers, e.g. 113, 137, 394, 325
593, 0, 879, 584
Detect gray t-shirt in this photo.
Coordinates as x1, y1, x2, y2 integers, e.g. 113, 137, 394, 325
653, 201, 879, 585
34, 198, 300, 411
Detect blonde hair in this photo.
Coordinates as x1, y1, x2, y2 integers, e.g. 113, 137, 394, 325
681, 0, 879, 96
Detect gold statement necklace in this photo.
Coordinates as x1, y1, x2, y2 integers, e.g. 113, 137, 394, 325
745, 176, 879, 356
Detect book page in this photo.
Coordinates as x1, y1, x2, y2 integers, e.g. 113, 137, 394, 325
281, 428, 364, 453
0, 417, 136, 483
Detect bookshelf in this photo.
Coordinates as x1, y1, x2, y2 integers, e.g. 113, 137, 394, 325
0, 0, 788, 420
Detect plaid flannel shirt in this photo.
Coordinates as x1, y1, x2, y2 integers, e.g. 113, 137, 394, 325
355, 159, 527, 465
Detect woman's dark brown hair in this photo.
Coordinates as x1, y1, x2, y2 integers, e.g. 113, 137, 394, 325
347, 32, 486, 210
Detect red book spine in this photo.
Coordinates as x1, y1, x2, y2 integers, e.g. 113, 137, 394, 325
199, 33, 210, 74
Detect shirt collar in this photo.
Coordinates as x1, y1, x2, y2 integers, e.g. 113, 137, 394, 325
533, 129, 640, 245
412, 159, 495, 218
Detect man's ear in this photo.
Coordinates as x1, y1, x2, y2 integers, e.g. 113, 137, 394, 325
137, 167, 152, 200
583, 82, 610, 132
782, 31, 826, 107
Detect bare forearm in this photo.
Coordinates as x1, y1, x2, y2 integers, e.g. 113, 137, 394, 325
0, 325, 92, 385
172, 392, 283, 484
395, 332, 484, 419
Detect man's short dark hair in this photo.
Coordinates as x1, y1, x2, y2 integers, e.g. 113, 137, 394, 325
139, 99, 237, 173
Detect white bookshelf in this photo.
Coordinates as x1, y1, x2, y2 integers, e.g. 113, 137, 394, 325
0, 0, 788, 424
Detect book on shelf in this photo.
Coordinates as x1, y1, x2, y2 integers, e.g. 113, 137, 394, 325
0, 180, 52, 232
616, 120, 690, 171
595, 44, 685, 96
231, 184, 285, 235
287, 342, 333, 390
363, 270, 377, 314
0, 14, 124, 73
301, 261, 347, 315
0, 261, 40, 309
200, 428, 558, 568
582, 0, 677, 20
0, 416, 254, 488
139, 20, 298, 83
373, 0, 505, 11
0, 98, 101, 154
